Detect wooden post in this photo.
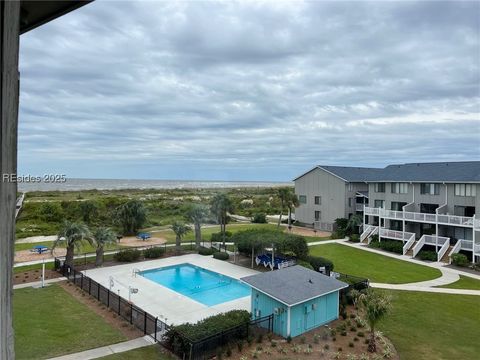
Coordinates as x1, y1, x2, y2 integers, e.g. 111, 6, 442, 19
0, 2, 19, 359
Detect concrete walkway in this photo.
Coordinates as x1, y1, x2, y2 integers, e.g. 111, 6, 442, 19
307, 238, 348, 246
47, 336, 155, 360
13, 277, 66, 290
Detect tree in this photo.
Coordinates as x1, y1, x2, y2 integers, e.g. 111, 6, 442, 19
359, 289, 392, 353
276, 188, 290, 228
286, 192, 299, 228
187, 204, 210, 250
210, 193, 234, 247
79, 201, 98, 224
93, 227, 117, 267
52, 221, 92, 267
171, 221, 191, 253
114, 200, 147, 235
346, 214, 363, 235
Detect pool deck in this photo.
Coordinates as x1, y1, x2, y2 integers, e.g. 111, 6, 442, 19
84, 254, 259, 326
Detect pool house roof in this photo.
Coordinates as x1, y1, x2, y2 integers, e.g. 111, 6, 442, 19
241, 266, 348, 307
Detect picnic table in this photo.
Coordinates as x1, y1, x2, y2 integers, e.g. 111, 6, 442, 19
136, 232, 151, 241
31, 245, 49, 254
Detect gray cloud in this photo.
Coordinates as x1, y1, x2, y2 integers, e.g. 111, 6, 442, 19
18, 0, 480, 181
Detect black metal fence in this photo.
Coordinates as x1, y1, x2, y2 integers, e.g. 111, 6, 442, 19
168, 314, 274, 360
55, 261, 169, 342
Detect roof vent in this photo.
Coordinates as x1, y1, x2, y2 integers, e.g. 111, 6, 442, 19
308, 279, 313, 284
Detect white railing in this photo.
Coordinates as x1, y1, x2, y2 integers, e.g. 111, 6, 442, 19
364, 206, 479, 230
475, 244, 480, 254
355, 204, 364, 212
448, 241, 462, 257
367, 227, 379, 244
402, 233, 416, 255
379, 228, 415, 241
437, 238, 451, 262
459, 239, 473, 250
423, 235, 449, 246
360, 225, 373, 242
412, 235, 426, 258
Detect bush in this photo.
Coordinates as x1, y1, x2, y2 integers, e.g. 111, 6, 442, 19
211, 231, 233, 243
349, 234, 360, 243
251, 213, 267, 223
165, 310, 250, 354
143, 247, 165, 259
297, 260, 314, 270
451, 253, 469, 267
198, 246, 215, 256
369, 239, 403, 254
417, 250, 437, 261
306, 255, 334, 272
213, 252, 229, 260
113, 249, 141, 262
331, 229, 346, 239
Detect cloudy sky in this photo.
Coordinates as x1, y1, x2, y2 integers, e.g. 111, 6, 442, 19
19, 0, 480, 181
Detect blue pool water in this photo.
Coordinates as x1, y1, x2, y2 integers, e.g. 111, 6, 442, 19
140, 263, 251, 306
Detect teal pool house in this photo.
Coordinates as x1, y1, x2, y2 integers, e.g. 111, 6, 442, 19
241, 266, 348, 338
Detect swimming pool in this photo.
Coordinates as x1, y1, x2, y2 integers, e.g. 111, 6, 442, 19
140, 263, 251, 306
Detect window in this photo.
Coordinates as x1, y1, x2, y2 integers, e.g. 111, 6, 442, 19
374, 183, 385, 193
299, 195, 307, 204
314, 211, 321, 221
455, 184, 476, 197
374, 200, 385, 208
391, 183, 408, 194
420, 183, 440, 195
314, 196, 321, 205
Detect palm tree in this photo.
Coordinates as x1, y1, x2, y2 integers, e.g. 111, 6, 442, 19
187, 204, 210, 249
346, 214, 363, 235
276, 188, 291, 228
359, 289, 392, 353
171, 221, 191, 253
210, 193, 233, 248
114, 200, 147, 235
93, 227, 117, 267
286, 192, 299, 228
52, 221, 92, 267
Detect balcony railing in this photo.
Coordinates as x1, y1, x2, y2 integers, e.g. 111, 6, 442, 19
423, 235, 449, 246
355, 204, 364, 212
364, 207, 479, 229
379, 228, 415, 241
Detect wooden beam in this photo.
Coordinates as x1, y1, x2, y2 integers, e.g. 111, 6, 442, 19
0, 1, 20, 359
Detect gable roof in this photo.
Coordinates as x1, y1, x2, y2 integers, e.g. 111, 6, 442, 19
293, 161, 480, 183
241, 266, 348, 306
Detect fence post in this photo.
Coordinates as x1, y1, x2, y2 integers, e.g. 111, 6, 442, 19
97, 283, 100, 300
81, 272, 83, 289
88, 278, 91, 295
130, 303, 133, 324
154, 317, 158, 342
107, 289, 110, 307
118, 296, 121, 315
144, 312, 147, 334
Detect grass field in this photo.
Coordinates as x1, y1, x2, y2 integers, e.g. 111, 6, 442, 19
309, 244, 442, 283
14, 284, 126, 360
14, 240, 123, 253
97, 346, 176, 360
380, 290, 480, 360
437, 275, 480, 290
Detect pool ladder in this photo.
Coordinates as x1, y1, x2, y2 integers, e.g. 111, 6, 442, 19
132, 268, 140, 277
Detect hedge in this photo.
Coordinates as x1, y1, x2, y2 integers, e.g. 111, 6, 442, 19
297, 260, 314, 270
251, 213, 267, 223
113, 249, 141, 262
306, 255, 334, 272
210, 231, 232, 242
213, 252, 229, 260
417, 250, 437, 261
368, 239, 403, 254
198, 246, 215, 256
143, 247, 165, 259
451, 253, 469, 267
164, 310, 250, 354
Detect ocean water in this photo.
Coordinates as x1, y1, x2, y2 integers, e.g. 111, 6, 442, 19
140, 263, 251, 306
17, 178, 292, 192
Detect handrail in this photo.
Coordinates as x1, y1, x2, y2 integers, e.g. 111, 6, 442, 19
379, 228, 415, 241
448, 241, 462, 257
459, 239, 473, 250
367, 227, 379, 244
412, 235, 426, 258
423, 235, 449, 246
360, 225, 373, 242
437, 239, 450, 262
402, 233, 416, 255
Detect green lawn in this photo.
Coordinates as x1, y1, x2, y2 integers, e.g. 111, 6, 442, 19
14, 284, 126, 360
14, 240, 125, 253
309, 244, 441, 284
437, 275, 480, 290
97, 345, 176, 360
379, 290, 480, 360
151, 223, 279, 243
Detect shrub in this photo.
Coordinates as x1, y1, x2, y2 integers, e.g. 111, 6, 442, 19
237, 340, 244, 352
341, 331, 347, 336
369, 239, 403, 254
357, 331, 365, 337
331, 229, 346, 239
198, 246, 215, 256
306, 255, 334, 272
113, 249, 141, 262
349, 342, 354, 347
213, 252, 229, 260
165, 310, 250, 354
252, 213, 267, 223
211, 231, 233, 243
451, 253, 469, 267
286, 336, 292, 343
143, 247, 165, 259
297, 260, 314, 270
350, 234, 360, 242
417, 250, 437, 261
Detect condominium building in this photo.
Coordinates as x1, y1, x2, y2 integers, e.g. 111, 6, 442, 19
294, 162, 480, 263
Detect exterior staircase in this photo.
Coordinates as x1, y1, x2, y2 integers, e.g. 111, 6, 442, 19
440, 246, 453, 263
405, 244, 416, 257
